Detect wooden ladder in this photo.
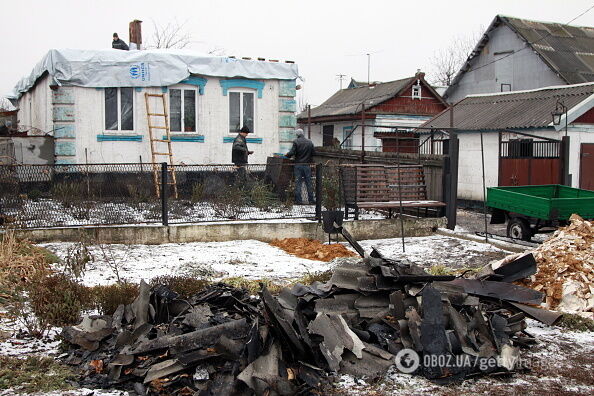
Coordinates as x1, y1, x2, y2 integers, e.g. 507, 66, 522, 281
144, 92, 178, 198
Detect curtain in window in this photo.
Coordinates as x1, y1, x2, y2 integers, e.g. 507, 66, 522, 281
105, 88, 118, 130
184, 90, 196, 132
120, 88, 134, 130
170, 89, 182, 132
229, 92, 240, 132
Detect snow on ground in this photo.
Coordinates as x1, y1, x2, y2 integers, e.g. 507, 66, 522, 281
2, 234, 593, 395
358, 234, 508, 269
40, 239, 339, 286
39, 234, 508, 287
333, 319, 594, 396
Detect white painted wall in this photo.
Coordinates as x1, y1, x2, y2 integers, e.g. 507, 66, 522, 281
447, 25, 565, 103
42, 77, 282, 164
457, 126, 594, 201
16, 74, 52, 134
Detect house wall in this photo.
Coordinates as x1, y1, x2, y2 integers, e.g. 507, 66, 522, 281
16, 74, 53, 134
446, 24, 565, 103
17, 76, 296, 165
303, 120, 382, 151
456, 126, 594, 201
370, 91, 446, 115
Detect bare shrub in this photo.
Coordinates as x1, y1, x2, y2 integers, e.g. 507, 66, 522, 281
89, 282, 139, 315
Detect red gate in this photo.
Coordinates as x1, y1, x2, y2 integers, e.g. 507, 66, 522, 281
498, 135, 563, 186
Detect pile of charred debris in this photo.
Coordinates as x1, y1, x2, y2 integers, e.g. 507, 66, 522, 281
60, 234, 563, 395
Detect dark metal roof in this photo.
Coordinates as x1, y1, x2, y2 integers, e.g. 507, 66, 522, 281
422, 83, 594, 131
444, 15, 594, 100
503, 16, 594, 84
299, 77, 415, 119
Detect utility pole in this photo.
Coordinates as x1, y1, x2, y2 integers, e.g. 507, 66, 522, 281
336, 74, 346, 89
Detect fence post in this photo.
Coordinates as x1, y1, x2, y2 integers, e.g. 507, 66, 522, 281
445, 133, 459, 230
561, 135, 571, 186
161, 162, 169, 226
315, 163, 323, 222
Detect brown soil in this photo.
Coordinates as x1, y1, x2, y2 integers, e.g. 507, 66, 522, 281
269, 238, 358, 262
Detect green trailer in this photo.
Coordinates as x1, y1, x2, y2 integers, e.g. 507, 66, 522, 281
486, 185, 594, 241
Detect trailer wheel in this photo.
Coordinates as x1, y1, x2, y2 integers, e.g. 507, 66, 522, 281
507, 218, 532, 241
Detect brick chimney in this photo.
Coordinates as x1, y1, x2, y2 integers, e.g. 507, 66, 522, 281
415, 69, 425, 79
129, 20, 142, 50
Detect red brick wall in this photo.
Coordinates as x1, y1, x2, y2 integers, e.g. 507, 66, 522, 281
369, 84, 446, 115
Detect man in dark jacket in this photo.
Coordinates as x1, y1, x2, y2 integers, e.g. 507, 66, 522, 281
112, 33, 129, 50
286, 129, 315, 204
232, 125, 253, 184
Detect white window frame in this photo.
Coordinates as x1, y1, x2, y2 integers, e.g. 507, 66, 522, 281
104, 88, 135, 131
343, 126, 354, 150
169, 86, 198, 133
228, 89, 256, 134
412, 82, 422, 100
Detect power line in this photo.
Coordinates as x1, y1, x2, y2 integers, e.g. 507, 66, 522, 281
460, 4, 594, 76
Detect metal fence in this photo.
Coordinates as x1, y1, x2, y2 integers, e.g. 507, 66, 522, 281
0, 162, 337, 229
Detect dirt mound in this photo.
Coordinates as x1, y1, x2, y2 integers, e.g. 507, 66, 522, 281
521, 214, 594, 314
269, 238, 358, 262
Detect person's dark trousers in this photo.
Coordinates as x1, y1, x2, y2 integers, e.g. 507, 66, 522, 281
235, 165, 247, 188
294, 164, 314, 204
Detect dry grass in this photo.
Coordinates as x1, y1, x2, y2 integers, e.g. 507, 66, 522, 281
0, 231, 53, 305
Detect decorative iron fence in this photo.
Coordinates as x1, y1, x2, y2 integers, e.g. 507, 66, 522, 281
0, 162, 339, 229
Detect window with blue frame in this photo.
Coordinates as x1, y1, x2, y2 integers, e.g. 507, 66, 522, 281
105, 88, 134, 131
170, 88, 197, 132
229, 91, 254, 133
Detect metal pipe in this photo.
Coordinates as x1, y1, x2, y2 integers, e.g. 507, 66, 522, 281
161, 162, 169, 226
361, 105, 365, 163
480, 132, 488, 242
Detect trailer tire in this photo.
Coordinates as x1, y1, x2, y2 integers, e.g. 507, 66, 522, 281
507, 218, 532, 241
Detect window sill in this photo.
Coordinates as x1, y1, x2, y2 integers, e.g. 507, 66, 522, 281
97, 134, 143, 142
223, 136, 263, 144
163, 134, 205, 142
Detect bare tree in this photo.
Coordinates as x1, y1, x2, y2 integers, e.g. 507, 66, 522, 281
146, 19, 192, 49
428, 28, 484, 86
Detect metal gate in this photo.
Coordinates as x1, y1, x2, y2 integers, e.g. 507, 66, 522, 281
498, 132, 563, 186
580, 143, 594, 191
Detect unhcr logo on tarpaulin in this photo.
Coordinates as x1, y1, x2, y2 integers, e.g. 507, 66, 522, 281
129, 62, 151, 81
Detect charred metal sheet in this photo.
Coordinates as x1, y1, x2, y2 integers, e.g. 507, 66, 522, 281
420, 285, 451, 379
477, 253, 537, 283
405, 308, 423, 351
130, 280, 151, 329
177, 349, 220, 366
131, 318, 249, 355
182, 304, 212, 328
237, 342, 280, 394
327, 264, 369, 291
447, 279, 544, 305
314, 293, 358, 315
507, 302, 563, 326
308, 313, 365, 371
339, 347, 393, 379
143, 359, 186, 383
110, 354, 134, 366
389, 291, 406, 319
215, 335, 244, 360
261, 286, 308, 359
340, 226, 367, 258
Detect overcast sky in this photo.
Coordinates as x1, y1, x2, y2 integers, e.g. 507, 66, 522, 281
2, 0, 594, 107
